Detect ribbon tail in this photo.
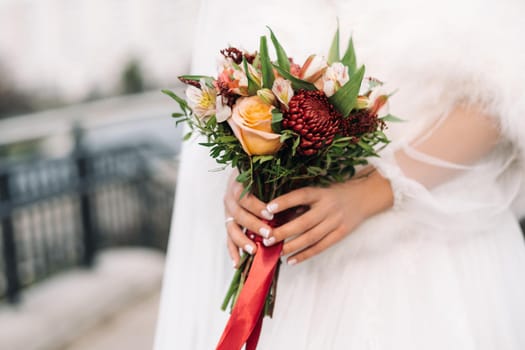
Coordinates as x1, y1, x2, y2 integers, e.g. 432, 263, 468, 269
216, 241, 282, 350
246, 312, 264, 350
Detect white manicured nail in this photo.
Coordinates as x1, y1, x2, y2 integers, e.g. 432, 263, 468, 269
244, 244, 254, 255
263, 237, 275, 246
259, 227, 271, 238
232, 260, 237, 268
266, 203, 278, 213
287, 258, 297, 266
261, 209, 274, 220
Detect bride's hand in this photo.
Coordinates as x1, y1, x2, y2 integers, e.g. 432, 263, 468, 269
223, 170, 275, 266
265, 170, 394, 265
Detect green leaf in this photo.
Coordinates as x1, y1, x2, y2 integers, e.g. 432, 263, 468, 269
267, 26, 290, 72
239, 184, 252, 199
253, 155, 274, 164
357, 140, 374, 152
162, 89, 191, 113
242, 57, 260, 95
205, 115, 217, 129
215, 135, 238, 143
341, 37, 357, 75
380, 114, 405, 122
328, 23, 340, 64
307, 166, 326, 176
171, 112, 185, 118
328, 65, 365, 116
280, 130, 296, 142
291, 135, 301, 156
231, 155, 239, 168
183, 132, 192, 141
272, 65, 317, 91
271, 109, 283, 133
259, 36, 275, 89
236, 171, 250, 183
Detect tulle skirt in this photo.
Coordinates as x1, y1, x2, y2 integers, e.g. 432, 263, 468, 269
154, 143, 525, 349
257, 209, 525, 349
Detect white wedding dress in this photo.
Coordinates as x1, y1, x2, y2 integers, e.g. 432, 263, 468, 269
154, 0, 525, 349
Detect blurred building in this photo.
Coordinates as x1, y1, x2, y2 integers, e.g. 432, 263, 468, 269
0, 0, 199, 102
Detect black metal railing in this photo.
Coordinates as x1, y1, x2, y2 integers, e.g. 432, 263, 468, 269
0, 131, 177, 303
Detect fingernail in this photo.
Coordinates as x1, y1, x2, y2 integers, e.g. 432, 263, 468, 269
266, 203, 278, 213
287, 258, 297, 266
263, 237, 275, 247
244, 244, 254, 255
232, 260, 237, 268
259, 227, 271, 238
261, 209, 274, 220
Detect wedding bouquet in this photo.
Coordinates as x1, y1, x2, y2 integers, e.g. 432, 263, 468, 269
164, 26, 398, 350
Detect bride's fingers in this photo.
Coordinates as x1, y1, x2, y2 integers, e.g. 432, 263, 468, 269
229, 180, 273, 220
224, 197, 272, 239
238, 192, 273, 220
281, 216, 339, 256
269, 207, 324, 244
286, 227, 347, 265
225, 217, 257, 255
264, 187, 318, 215
227, 236, 240, 267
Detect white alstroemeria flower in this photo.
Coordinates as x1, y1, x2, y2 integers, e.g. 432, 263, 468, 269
321, 62, 349, 97
232, 69, 249, 95
215, 95, 232, 122
368, 86, 390, 116
272, 78, 294, 108
185, 79, 217, 120
322, 79, 336, 97
300, 54, 328, 82
359, 77, 384, 95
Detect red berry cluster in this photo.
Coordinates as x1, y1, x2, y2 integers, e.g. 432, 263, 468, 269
340, 109, 383, 138
283, 90, 342, 156
220, 47, 255, 65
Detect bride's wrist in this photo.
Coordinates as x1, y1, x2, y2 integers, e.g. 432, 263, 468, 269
362, 169, 394, 217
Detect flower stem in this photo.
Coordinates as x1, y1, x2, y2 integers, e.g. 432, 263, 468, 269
221, 253, 250, 311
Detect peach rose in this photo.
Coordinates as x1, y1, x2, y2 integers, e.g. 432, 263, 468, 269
228, 96, 282, 155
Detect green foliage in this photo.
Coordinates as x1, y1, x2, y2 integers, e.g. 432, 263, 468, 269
259, 36, 275, 89
380, 114, 405, 122
328, 23, 340, 64
341, 37, 357, 75
267, 27, 290, 72
329, 65, 365, 116
271, 109, 283, 133
162, 89, 191, 115
243, 58, 260, 95
272, 65, 317, 91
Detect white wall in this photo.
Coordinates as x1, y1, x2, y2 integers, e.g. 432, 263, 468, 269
0, 0, 200, 101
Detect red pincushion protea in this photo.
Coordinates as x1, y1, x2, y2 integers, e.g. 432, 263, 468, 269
283, 89, 341, 156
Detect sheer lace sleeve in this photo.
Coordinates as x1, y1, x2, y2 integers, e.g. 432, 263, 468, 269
369, 104, 522, 227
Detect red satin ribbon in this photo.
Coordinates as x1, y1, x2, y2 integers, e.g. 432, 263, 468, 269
216, 234, 283, 350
